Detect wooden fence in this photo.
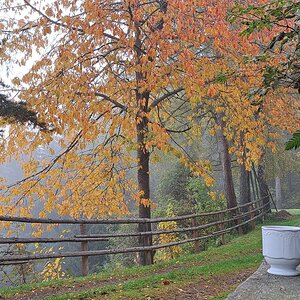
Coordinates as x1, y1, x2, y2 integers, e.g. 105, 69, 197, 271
0, 197, 270, 276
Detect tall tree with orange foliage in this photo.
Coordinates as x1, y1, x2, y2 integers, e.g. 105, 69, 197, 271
0, 0, 214, 265
184, 0, 300, 211
1, 0, 299, 266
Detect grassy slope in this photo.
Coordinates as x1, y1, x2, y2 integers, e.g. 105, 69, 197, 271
1, 210, 300, 300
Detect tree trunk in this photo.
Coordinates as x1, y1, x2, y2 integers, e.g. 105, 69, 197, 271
257, 163, 271, 213
216, 113, 237, 209
275, 176, 283, 209
239, 163, 251, 210
239, 160, 251, 232
136, 117, 153, 265
239, 133, 251, 210
134, 17, 153, 265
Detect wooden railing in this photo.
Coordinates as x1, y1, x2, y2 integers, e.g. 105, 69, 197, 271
0, 197, 270, 275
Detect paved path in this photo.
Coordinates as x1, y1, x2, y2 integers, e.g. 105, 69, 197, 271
227, 261, 300, 300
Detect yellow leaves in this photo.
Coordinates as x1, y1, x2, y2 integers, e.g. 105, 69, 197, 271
156, 220, 182, 261
268, 141, 276, 153
204, 176, 215, 187
208, 191, 217, 200
256, 136, 265, 146
32, 228, 43, 238
215, 106, 224, 113
140, 198, 152, 208
39, 255, 65, 281
11, 77, 21, 86
22, 160, 39, 177
151, 152, 160, 163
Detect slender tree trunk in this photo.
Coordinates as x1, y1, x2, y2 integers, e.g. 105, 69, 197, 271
252, 165, 260, 202
257, 163, 271, 213
239, 161, 251, 232
275, 176, 283, 209
239, 133, 251, 210
250, 169, 256, 201
240, 164, 251, 208
216, 113, 237, 209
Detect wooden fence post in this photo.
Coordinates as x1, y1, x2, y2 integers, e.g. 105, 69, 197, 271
192, 217, 200, 253
143, 222, 153, 264
80, 224, 89, 276
219, 213, 225, 245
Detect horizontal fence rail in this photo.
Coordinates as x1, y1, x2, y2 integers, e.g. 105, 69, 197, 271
0, 196, 271, 275
0, 197, 267, 225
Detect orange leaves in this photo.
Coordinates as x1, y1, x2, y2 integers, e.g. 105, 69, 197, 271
45, 7, 54, 18
42, 26, 52, 35
207, 86, 218, 98
1, 0, 295, 225
207, 191, 217, 201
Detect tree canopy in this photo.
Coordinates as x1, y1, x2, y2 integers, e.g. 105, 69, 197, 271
0, 0, 298, 227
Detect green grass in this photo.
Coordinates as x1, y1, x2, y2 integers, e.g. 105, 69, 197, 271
45, 255, 262, 300
1, 212, 300, 300
285, 209, 300, 215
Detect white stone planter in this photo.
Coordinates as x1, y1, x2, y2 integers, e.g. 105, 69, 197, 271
262, 226, 300, 276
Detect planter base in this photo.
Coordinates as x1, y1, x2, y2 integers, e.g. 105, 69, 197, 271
265, 257, 300, 277
267, 267, 300, 277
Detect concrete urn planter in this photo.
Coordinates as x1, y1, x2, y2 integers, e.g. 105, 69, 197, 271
262, 226, 300, 276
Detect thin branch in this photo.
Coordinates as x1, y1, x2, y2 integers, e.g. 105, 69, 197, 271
94, 92, 127, 111
165, 127, 191, 133
149, 87, 184, 110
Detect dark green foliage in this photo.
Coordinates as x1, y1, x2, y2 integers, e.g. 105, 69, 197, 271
228, 1, 300, 35
228, 1, 300, 92
187, 178, 225, 213
285, 131, 300, 150
0, 93, 47, 130
156, 162, 190, 202
215, 73, 228, 84
154, 162, 191, 216
154, 162, 225, 217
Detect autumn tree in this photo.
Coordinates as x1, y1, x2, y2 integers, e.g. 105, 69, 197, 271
1, 0, 299, 268
190, 0, 300, 212
229, 0, 300, 93
228, 1, 300, 146
0, 0, 216, 265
